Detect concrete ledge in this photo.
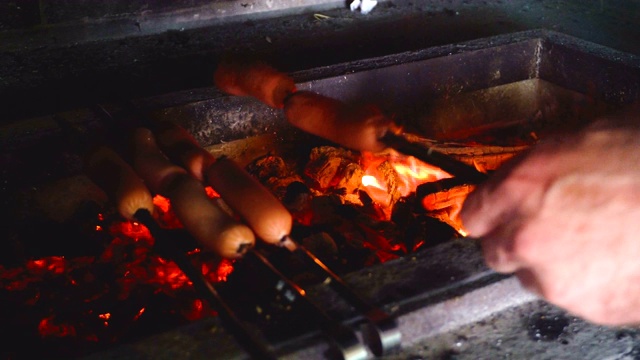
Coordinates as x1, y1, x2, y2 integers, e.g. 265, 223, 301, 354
0, 0, 352, 51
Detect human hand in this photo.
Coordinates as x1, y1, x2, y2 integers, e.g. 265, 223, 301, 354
460, 106, 640, 326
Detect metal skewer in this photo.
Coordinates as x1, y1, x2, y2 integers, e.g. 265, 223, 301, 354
280, 236, 402, 356
247, 248, 370, 360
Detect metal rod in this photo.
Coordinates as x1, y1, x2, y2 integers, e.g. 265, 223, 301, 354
381, 132, 488, 184
247, 248, 370, 360
281, 236, 402, 356
135, 209, 277, 360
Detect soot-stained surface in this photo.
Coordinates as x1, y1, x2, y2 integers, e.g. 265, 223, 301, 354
383, 300, 640, 360
1, 0, 640, 123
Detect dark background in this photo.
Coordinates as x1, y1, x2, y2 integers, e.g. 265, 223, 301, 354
1, 2, 639, 359
1, 0, 639, 124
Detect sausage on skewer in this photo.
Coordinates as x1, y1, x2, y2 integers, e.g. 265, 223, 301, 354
283, 91, 392, 153
151, 121, 292, 245
213, 59, 485, 182
84, 139, 277, 359
149, 121, 401, 354
213, 58, 391, 151
213, 56, 297, 109
130, 127, 256, 259
205, 157, 293, 245
199, 147, 403, 356
85, 145, 155, 220
153, 120, 215, 182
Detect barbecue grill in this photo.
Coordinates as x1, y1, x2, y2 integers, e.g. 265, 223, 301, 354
2, 2, 640, 359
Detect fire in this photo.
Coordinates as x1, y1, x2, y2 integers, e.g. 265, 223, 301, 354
98, 313, 111, 327
134, 307, 145, 321
360, 150, 453, 208
27, 257, 66, 275
361, 175, 382, 188
421, 183, 475, 232
357, 149, 474, 233
153, 194, 171, 213
203, 259, 235, 282
392, 155, 451, 193
204, 186, 220, 198
359, 149, 469, 223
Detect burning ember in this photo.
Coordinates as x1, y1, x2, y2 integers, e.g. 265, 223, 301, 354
0, 189, 232, 359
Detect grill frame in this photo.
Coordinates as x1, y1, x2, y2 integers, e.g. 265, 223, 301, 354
3, 30, 640, 359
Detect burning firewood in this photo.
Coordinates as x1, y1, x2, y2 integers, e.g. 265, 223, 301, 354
370, 159, 403, 209
246, 154, 304, 200
411, 139, 529, 172
335, 163, 365, 199
304, 146, 360, 191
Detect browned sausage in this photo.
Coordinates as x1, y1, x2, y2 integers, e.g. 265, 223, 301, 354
84, 145, 155, 220
204, 156, 293, 245
129, 127, 187, 195
131, 127, 256, 258
150, 122, 292, 244
214, 57, 297, 109
283, 91, 392, 152
153, 121, 216, 181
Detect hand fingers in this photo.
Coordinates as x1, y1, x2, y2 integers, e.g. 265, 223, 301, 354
460, 149, 533, 236
479, 220, 528, 273
514, 268, 544, 296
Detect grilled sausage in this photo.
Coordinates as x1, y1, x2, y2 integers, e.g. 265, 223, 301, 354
131, 127, 256, 258
85, 145, 155, 220
153, 121, 215, 181
150, 121, 293, 244
214, 57, 297, 109
129, 127, 187, 195
283, 91, 392, 153
204, 156, 293, 245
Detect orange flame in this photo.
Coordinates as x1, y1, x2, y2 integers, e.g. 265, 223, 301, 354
359, 149, 473, 233
359, 149, 453, 217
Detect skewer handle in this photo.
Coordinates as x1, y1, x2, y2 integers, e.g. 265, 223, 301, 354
247, 248, 370, 360
283, 236, 402, 356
